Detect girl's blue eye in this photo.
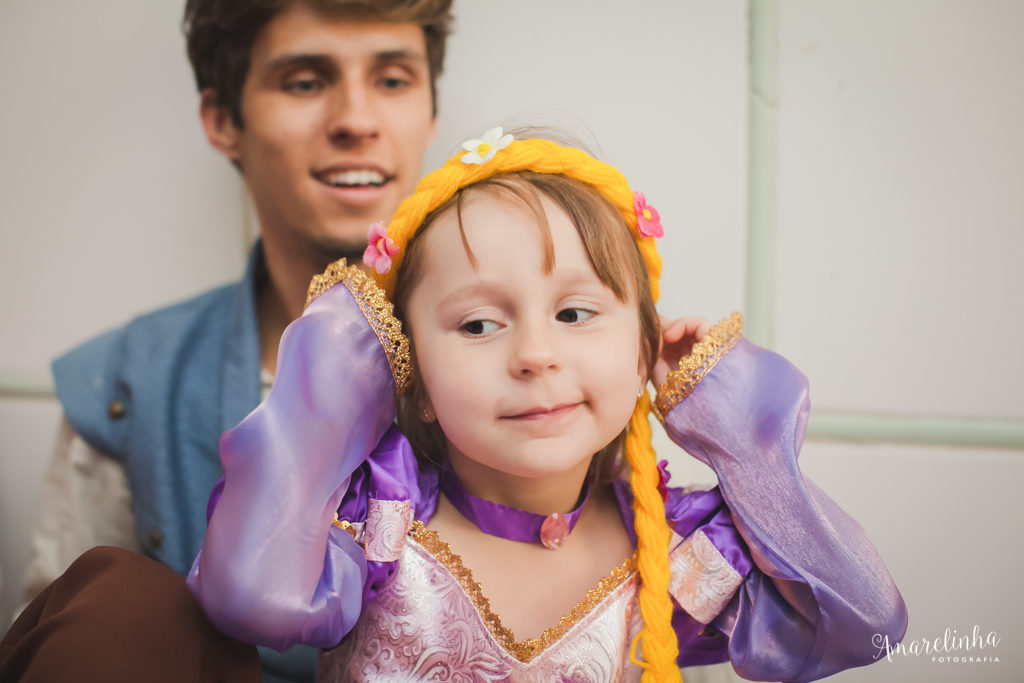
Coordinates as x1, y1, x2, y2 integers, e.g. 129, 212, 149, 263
461, 320, 500, 336
556, 308, 595, 324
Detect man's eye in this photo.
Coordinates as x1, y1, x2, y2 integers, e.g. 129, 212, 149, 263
461, 320, 500, 336
284, 77, 322, 94
379, 76, 410, 90
556, 308, 595, 324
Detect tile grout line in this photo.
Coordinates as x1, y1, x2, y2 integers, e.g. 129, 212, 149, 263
2, 370, 1020, 450
806, 411, 1024, 451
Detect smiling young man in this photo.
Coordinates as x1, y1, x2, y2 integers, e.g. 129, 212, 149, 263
19, 1, 452, 681
195, 1, 445, 372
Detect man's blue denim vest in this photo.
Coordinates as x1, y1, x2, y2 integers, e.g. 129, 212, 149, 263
52, 245, 264, 574
51, 245, 320, 681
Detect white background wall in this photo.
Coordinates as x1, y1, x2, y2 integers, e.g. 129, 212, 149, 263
1, 1, 1021, 681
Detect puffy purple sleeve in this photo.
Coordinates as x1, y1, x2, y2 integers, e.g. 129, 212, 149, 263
186, 264, 409, 652
656, 317, 907, 681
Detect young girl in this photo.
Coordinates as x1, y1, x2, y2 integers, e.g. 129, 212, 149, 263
187, 130, 907, 682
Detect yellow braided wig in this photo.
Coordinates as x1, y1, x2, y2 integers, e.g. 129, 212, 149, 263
376, 137, 662, 303
377, 131, 681, 682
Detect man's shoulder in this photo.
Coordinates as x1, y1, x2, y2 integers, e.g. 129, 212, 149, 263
51, 280, 250, 458
54, 281, 243, 374
134, 279, 246, 331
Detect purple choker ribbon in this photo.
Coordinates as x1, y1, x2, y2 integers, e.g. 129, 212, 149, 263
438, 468, 592, 550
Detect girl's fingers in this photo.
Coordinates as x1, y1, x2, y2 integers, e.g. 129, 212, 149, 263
661, 317, 710, 345
660, 316, 688, 344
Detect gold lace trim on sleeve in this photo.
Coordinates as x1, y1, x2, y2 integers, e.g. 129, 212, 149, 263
409, 520, 636, 663
653, 312, 743, 421
305, 258, 412, 396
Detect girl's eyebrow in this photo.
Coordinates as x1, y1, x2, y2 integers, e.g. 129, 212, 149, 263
435, 270, 609, 312
435, 281, 508, 310
555, 268, 602, 286
549, 268, 616, 297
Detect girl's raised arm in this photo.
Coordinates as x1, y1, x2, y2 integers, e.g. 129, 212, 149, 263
655, 314, 908, 681
186, 263, 410, 652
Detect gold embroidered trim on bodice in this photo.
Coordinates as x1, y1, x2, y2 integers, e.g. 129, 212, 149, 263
409, 520, 637, 663
304, 258, 412, 395
654, 312, 743, 420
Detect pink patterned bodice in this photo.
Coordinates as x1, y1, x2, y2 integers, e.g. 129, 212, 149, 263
318, 520, 741, 682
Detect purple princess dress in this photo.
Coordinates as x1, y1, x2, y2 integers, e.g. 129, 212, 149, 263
187, 264, 907, 682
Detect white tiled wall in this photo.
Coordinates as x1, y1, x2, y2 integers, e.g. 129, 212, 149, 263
774, 0, 1024, 419
0, 1, 248, 374
771, 3, 1024, 681
2, 1, 1022, 680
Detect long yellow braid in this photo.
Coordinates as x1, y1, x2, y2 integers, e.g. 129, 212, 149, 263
627, 392, 682, 682
376, 133, 681, 682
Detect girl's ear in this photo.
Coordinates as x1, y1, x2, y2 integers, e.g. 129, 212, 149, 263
638, 347, 650, 391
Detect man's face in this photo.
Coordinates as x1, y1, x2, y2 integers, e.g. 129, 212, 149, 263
216, 4, 437, 258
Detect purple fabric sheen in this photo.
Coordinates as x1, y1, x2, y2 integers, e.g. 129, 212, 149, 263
187, 281, 399, 652
351, 458, 442, 612
613, 481, 753, 582
335, 427, 422, 609
662, 339, 908, 682
673, 609, 730, 667
613, 479, 753, 667
336, 428, 421, 524
662, 484, 756, 667
663, 485, 754, 581
206, 477, 224, 522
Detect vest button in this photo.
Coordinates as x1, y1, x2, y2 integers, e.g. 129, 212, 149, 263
107, 400, 126, 419
148, 528, 164, 549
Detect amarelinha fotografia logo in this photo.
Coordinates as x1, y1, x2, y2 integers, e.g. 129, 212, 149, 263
873, 625, 1001, 665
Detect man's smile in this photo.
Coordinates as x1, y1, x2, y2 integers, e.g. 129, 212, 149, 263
312, 165, 394, 188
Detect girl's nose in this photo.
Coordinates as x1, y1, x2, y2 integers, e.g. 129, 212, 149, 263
508, 322, 561, 377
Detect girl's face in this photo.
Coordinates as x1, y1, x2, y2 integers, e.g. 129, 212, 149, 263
406, 190, 645, 485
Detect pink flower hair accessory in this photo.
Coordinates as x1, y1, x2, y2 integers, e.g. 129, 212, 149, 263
633, 191, 664, 238
363, 221, 400, 275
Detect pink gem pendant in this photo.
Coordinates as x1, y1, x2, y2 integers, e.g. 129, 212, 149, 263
540, 512, 570, 550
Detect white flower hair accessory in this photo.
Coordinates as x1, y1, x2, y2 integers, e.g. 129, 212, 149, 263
460, 127, 514, 165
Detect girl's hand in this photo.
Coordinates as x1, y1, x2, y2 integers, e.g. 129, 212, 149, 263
652, 316, 712, 387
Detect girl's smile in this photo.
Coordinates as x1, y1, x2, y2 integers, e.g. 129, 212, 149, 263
499, 401, 587, 441
502, 401, 583, 421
